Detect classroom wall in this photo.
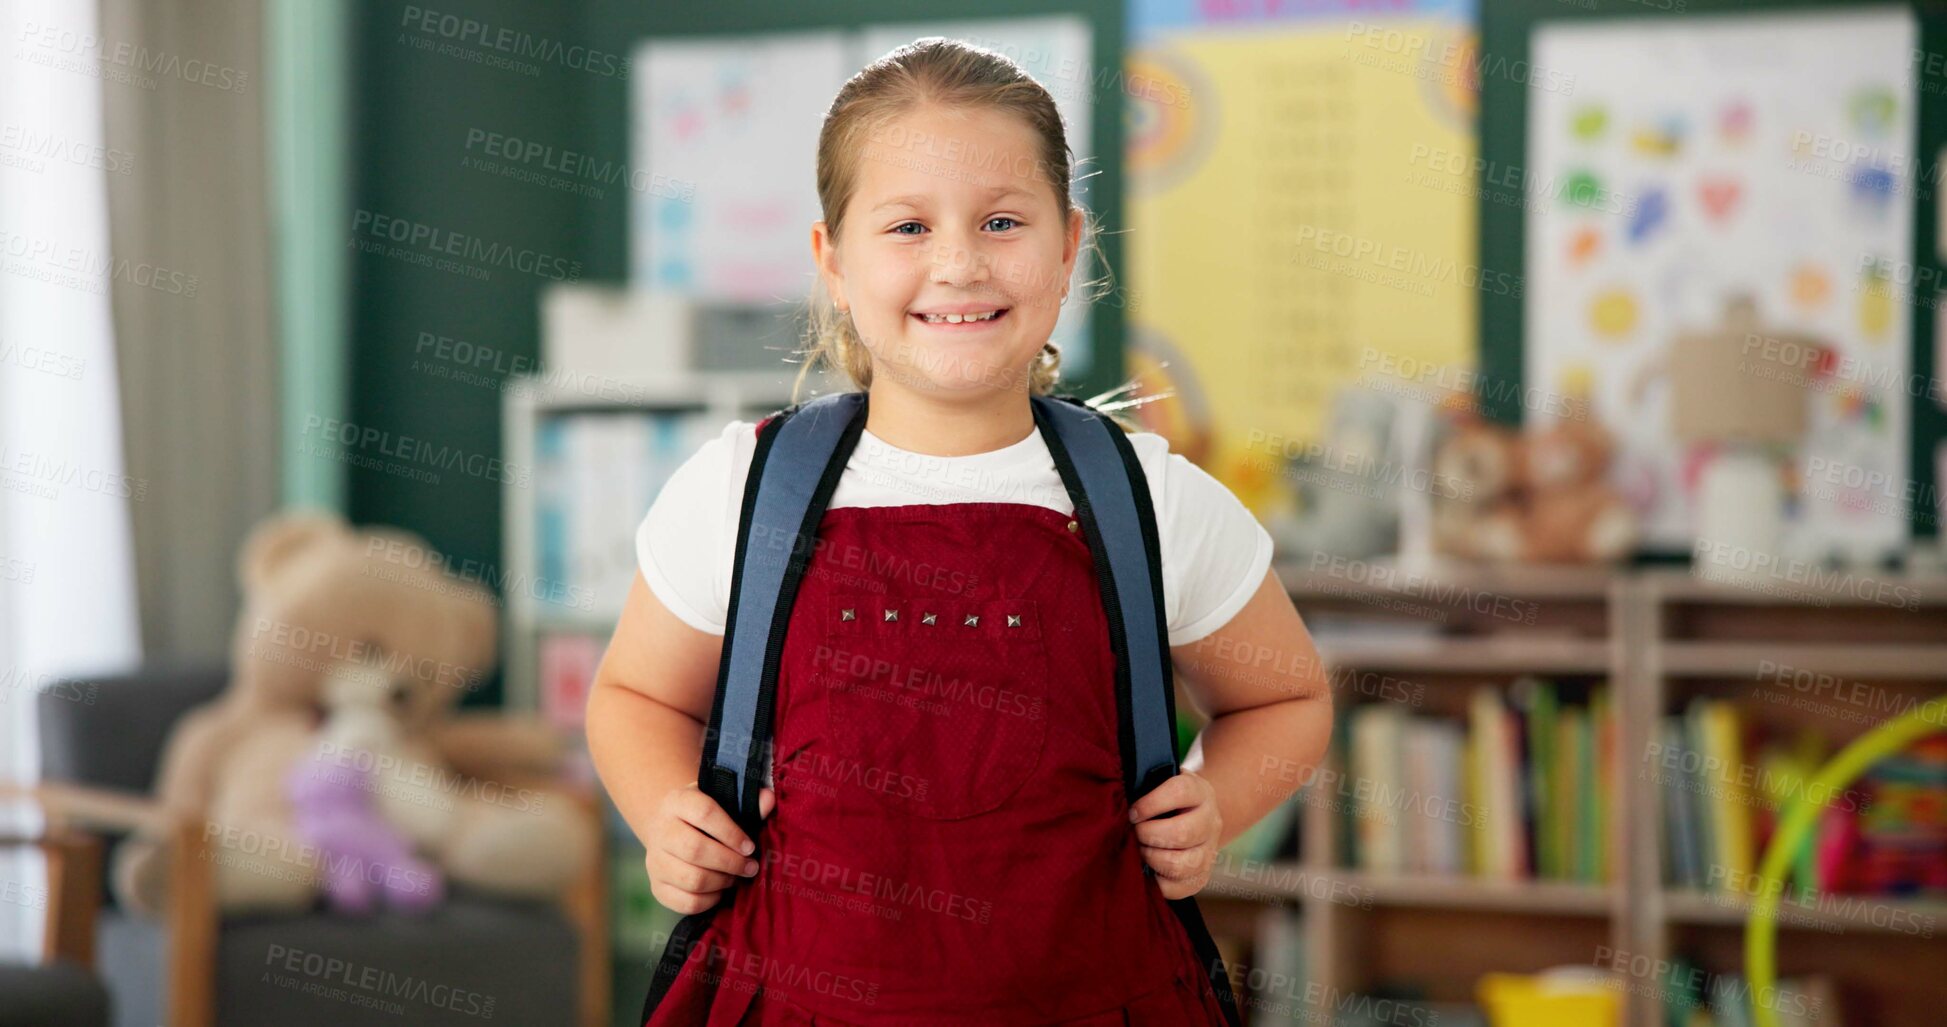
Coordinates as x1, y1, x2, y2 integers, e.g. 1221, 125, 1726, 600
341, 1, 1126, 702
344, 0, 583, 705
340, 0, 1947, 705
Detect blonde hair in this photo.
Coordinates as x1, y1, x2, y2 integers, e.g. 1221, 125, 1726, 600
793, 37, 1114, 403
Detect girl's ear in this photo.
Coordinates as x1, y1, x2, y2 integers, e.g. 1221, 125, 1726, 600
812, 220, 847, 311
1063, 207, 1084, 279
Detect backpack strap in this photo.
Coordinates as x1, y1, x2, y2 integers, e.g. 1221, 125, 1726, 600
641, 390, 866, 1026
1030, 394, 1180, 801
1032, 394, 1245, 1027
699, 390, 866, 834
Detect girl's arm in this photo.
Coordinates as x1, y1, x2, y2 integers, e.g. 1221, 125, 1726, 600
1131, 568, 1334, 895
586, 572, 768, 913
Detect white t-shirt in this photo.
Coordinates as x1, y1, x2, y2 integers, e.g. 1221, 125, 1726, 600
635, 417, 1275, 647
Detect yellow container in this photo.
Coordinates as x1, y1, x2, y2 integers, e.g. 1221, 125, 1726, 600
1477, 970, 1622, 1027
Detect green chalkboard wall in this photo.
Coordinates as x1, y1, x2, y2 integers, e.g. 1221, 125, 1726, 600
1479, 0, 1947, 541
345, 1, 1128, 702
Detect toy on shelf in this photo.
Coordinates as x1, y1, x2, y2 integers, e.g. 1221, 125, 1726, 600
1815, 733, 1947, 895
1265, 385, 1407, 561
1429, 398, 1638, 564
1746, 697, 1947, 1027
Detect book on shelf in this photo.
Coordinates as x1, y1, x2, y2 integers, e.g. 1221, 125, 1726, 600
538, 632, 605, 732
1345, 679, 1615, 883
1659, 701, 1947, 901
1244, 907, 1307, 1023
533, 408, 721, 621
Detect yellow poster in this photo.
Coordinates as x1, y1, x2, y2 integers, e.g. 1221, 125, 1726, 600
1126, 17, 1478, 514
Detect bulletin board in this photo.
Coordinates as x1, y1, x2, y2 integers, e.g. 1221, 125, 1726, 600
1525, 9, 1917, 556
1471, 0, 1947, 545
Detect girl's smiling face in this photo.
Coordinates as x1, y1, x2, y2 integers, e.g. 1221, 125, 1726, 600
813, 103, 1082, 397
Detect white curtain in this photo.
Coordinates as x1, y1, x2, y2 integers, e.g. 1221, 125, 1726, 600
0, 0, 144, 958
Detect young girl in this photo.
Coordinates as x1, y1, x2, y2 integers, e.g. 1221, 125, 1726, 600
588, 38, 1333, 1026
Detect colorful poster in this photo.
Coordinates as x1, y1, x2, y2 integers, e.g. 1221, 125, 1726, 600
1527, 10, 1918, 558
1126, 0, 1479, 509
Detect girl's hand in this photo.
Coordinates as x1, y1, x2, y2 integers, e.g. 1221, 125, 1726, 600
645, 783, 776, 914
1129, 770, 1222, 899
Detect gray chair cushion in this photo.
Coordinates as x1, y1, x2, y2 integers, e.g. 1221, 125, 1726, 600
0, 959, 110, 1027
37, 662, 228, 793
99, 888, 580, 1027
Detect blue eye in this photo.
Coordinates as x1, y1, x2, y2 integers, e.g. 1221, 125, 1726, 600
892, 222, 924, 235
987, 217, 1020, 232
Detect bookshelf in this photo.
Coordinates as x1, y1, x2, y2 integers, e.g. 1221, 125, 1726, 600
1637, 569, 1947, 1027
495, 378, 1947, 1023
1204, 561, 1947, 1027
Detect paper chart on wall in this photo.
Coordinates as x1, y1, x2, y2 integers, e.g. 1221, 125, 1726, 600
632, 33, 852, 304
1526, 10, 1917, 558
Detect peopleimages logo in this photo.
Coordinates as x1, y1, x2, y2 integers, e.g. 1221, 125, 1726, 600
14, 20, 250, 92
399, 5, 630, 79
349, 211, 581, 283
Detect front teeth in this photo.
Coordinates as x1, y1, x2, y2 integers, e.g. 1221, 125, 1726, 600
920, 310, 1000, 323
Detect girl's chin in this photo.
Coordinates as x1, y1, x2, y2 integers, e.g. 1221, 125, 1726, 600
893, 361, 1033, 394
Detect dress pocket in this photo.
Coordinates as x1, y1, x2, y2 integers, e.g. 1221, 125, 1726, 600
816, 591, 1051, 821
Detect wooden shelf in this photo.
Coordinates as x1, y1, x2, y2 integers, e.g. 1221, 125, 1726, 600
1644, 568, 1947, 607
1663, 889, 1947, 936
1658, 642, 1947, 679
1277, 558, 1618, 602
1279, 566, 1944, 1027
514, 368, 813, 414
1330, 870, 1617, 916
1205, 863, 1616, 916
1315, 635, 1612, 674
535, 611, 623, 634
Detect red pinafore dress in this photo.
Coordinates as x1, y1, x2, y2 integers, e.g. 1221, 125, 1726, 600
645, 500, 1231, 1025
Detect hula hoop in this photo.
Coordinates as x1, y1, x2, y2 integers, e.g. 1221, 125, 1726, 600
1745, 696, 1946, 1027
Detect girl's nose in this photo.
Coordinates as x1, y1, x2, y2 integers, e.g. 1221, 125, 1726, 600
927, 234, 993, 287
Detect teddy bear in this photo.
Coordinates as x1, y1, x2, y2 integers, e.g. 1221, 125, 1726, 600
1430, 401, 1637, 564
113, 511, 597, 917
1429, 409, 1525, 560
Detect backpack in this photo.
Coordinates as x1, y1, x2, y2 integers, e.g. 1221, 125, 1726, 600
640, 390, 1245, 1026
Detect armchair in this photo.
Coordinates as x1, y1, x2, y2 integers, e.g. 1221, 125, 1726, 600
0, 807, 110, 1026
26, 662, 609, 1027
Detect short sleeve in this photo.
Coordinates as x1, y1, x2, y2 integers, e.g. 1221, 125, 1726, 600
634, 421, 755, 635
1131, 434, 1277, 647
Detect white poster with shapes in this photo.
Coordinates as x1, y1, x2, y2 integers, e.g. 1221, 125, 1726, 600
1526, 9, 1917, 560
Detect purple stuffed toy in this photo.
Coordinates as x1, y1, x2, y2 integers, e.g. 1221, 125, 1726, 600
285, 668, 445, 915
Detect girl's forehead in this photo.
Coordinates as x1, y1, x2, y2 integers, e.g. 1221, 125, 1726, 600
854, 109, 1054, 207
